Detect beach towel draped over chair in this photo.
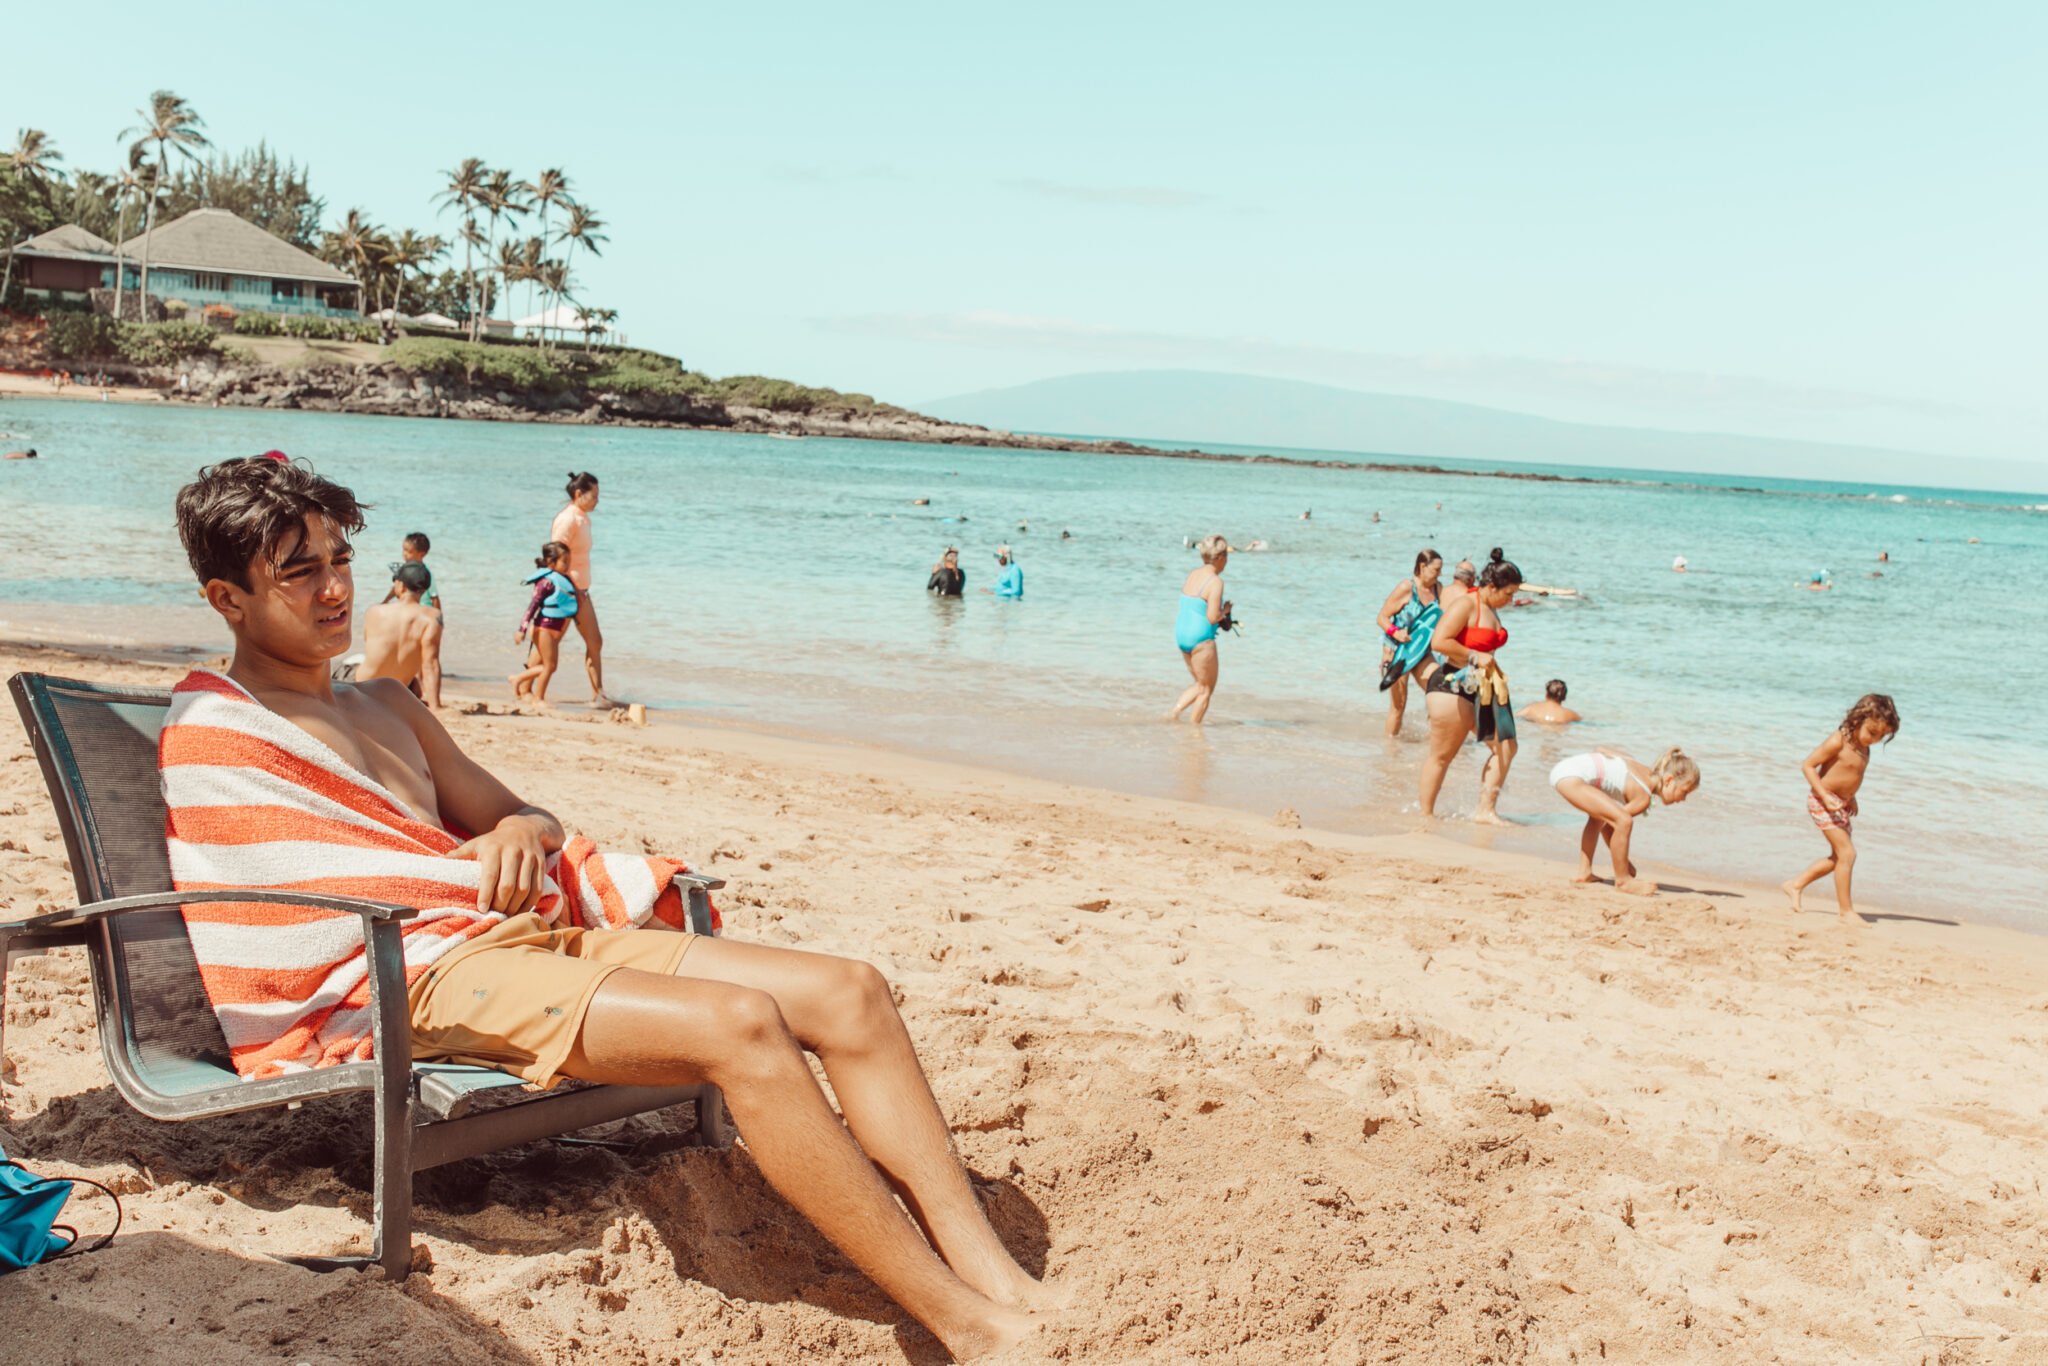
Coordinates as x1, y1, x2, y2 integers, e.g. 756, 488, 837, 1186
159, 667, 715, 1080
0, 672, 735, 1278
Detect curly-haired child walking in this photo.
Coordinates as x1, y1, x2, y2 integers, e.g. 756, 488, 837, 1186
1783, 694, 1901, 923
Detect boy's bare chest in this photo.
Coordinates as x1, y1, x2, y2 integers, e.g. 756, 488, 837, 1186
277, 699, 441, 824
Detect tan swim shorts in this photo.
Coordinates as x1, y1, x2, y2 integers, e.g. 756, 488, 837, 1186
407, 911, 698, 1088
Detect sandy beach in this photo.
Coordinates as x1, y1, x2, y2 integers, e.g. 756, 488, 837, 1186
3, 639, 2046, 1363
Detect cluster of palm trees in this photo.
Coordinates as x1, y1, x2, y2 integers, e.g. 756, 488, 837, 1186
432, 160, 608, 346
3, 90, 617, 347
316, 212, 448, 327
1, 91, 210, 320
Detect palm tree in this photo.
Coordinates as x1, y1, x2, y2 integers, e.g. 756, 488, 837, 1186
121, 91, 209, 312
525, 168, 571, 319
435, 158, 486, 337
478, 168, 527, 333
319, 209, 388, 317
495, 237, 541, 336
381, 229, 443, 324
553, 203, 606, 349
1, 129, 63, 304
534, 259, 570, 348
104, 147, 153, 320
580, 304, 618, 356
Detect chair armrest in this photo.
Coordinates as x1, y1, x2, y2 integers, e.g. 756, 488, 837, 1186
0, 888, 422, 936
676, 872, 726, 891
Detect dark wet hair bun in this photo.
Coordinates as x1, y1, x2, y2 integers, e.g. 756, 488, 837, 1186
565, 471, 600, 498
1479, 549, 1523, 589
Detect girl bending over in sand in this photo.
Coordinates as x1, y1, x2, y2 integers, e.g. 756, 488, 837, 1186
1783, 693, 1900, 924
1170, 534, 1232, 724
509, 541, 580, 704
1549, 748, 1700, 894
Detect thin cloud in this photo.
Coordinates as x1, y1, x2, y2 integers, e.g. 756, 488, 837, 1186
1004, 178, 1213, 209
816, 310, 1964, 423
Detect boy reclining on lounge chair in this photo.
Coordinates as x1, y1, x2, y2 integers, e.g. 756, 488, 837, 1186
166, 455, 1047, 1360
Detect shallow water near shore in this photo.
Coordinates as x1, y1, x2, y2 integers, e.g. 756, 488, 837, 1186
3, 397, 2045, 928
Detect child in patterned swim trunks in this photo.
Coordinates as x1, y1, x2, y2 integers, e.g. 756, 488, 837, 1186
1783, 694, 1901, 924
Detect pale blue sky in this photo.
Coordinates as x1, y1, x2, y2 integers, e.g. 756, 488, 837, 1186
9, 1, 2043, 462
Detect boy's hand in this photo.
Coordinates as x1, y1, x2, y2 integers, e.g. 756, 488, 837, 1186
1821, 792, 1846, 812
448, 814, 551, 915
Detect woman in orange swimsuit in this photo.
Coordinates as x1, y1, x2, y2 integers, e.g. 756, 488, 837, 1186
1417, 548, 1524, 822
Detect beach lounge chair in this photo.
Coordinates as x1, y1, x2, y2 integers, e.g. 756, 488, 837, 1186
0, 672, 735, 1277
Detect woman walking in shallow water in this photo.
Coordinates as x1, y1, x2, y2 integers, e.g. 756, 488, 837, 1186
1170, 534, 1232, 724
1376, 547, 1443, 736
1417, 548, 1524, 821
550, 471, 611, 708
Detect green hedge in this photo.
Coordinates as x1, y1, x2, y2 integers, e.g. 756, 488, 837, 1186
233, 312, 382, 343
43, 313, 122, 360
383, 337, 572, 392
584, 351, 703, 397
46, 316, 234, 365
114, 321, 218, 367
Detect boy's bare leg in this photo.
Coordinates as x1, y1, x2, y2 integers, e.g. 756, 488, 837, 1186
1820, 827, 1860, 922
564, 969, 1035, 1359
673, 938, 1052, 1309
1784, 829, 1851, 916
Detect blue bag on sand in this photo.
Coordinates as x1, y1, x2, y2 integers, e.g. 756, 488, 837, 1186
0, 1142, 121, 1272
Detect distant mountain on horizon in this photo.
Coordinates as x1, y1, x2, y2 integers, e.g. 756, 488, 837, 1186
922, 370, 2044, 494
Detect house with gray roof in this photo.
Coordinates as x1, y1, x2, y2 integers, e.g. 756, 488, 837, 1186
14, 208, 360, 317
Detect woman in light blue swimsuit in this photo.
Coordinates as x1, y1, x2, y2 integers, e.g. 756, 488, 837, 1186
1375, 548, 1443, 737
1171, 534, 1232, 724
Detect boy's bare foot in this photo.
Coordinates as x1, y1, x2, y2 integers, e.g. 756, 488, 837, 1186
1781, 880, 1804, 912
1617, 878, 1658, 896
1472, 808, 1510, 827
949, 1303, 1043, 1361
1837, 908, 1864, 927
1570, 870, 1597, 885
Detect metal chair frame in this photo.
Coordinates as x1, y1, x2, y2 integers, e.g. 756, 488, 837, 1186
1, 672, 734, 1276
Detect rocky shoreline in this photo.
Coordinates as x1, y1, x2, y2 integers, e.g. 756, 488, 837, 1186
41, 354, 1612, 485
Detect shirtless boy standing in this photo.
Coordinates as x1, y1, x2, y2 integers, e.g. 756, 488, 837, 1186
357, 561, 444, 708
169, 456, 1046, 1358
1783, 693, 1901, 923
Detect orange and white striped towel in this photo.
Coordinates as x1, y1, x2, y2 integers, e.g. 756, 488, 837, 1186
160, 668, 717, 1080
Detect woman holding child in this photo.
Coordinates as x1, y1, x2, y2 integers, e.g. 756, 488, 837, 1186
1417, 548, 1523, 822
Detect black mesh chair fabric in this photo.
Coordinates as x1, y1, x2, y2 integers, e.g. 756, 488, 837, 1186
44, 686, 233, 1068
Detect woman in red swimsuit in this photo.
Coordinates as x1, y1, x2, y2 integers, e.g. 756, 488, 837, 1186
1418, 548, 1524, 822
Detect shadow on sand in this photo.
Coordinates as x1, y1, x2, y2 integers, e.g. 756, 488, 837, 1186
10, 1081, 1051, 1363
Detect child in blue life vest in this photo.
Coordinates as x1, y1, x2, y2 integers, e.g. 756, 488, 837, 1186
509, 540, 580, 704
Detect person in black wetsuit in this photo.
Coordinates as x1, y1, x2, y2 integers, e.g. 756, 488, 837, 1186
926, 547, 965, 597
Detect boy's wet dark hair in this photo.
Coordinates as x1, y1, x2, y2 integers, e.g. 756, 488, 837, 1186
175, 456, 367, 590
392, 561, 432, 595
1841, 693, 1900, 744
1545, 679, 1568, 702
403, 531, 431, 554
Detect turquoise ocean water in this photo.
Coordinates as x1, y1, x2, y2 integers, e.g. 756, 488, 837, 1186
3, 398, 2044, 928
